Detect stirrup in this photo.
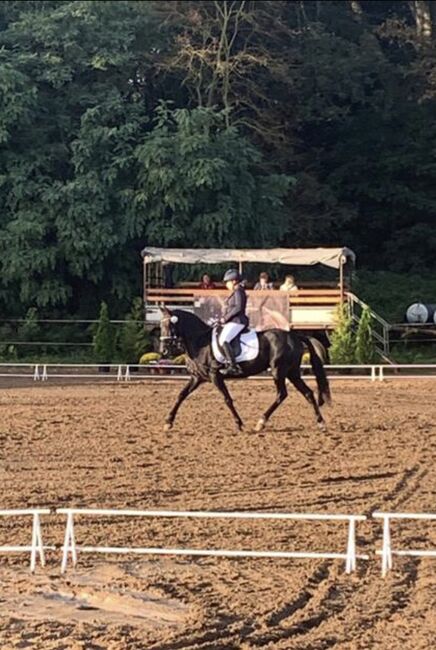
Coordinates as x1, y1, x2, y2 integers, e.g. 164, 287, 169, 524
220, 363, 242, 377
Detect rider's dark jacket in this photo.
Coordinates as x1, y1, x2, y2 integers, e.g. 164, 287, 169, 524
222, 285, 249, 327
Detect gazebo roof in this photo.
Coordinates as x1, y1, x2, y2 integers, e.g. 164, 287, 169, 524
141, 247, 355, 270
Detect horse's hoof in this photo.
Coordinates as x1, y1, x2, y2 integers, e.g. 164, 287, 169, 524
318, 421, 327, 432
255, 418, 266, 433
163, 423, 173, 433
237, 422, 244, 432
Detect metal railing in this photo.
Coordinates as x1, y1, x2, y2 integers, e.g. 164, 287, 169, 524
0, 318, 149, 353
2, 362, 436, 382
347, 292, 391, 356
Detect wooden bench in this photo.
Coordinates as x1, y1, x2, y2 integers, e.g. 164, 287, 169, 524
145, 288, 343, 306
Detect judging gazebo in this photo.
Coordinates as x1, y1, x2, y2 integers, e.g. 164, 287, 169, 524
141, 247, 355, 331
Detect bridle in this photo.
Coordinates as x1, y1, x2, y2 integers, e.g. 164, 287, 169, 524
159, 315, 179, 342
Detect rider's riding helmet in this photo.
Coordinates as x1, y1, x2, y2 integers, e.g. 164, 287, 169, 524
223, 269, 241, 283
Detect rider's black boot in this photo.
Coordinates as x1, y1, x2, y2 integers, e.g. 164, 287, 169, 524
220, 342, 242, 377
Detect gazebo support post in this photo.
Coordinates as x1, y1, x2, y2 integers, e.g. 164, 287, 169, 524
339, 256, 345, 302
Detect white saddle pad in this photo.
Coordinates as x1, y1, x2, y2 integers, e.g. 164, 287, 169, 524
212, 328, 259, 364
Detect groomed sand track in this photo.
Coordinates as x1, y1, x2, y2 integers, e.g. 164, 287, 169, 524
0, 380, 435, 649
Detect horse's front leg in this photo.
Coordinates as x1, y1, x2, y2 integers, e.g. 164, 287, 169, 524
164, 375, 203, 432
210, 372, 244, 431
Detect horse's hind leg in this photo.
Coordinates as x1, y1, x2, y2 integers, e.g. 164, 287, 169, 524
255, 371, 288, 432
211, 372, 244, 431
164, 376, 202, 432
288, 370, 326, 430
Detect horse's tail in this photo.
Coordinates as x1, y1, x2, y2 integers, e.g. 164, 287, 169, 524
299, 335, 331, 407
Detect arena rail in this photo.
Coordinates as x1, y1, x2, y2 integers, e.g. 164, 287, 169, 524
0, 509, 52, 571
56, 508, 368, 575
373, 512, 436, 576
2, 363, 436, 383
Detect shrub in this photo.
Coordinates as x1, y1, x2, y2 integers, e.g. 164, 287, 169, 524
93, 302, 115, 363
329, 303, 356, 364
355, 306, 376, 363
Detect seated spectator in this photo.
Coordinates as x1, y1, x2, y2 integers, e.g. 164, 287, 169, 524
254, 272, 274, 290
280, 274, 298, 291
199, 273, 216, 289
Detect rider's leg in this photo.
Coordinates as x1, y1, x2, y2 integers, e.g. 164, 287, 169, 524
219, 323, 244, 375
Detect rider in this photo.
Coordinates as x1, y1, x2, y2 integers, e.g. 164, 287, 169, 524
218, 269, 249, 376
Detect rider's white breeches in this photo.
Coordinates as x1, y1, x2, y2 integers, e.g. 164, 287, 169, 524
219, 322, 245, 346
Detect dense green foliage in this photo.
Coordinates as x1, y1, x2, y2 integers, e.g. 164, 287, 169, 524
1, 0, 436, 318
355, 271, 436, 322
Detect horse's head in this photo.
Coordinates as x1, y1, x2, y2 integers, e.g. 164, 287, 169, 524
159, 308, 181, 358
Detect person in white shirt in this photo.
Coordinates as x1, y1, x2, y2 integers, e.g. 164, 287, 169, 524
280, 274, 298, 291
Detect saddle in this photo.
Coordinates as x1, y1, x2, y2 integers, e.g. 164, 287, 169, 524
212, 327, 259, 365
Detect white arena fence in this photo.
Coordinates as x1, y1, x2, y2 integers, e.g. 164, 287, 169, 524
2, 508, 436, 576
57, 508, 368, 575
373, 512, 436, 576
0, 509, 52, 572
2, 362, 436, 382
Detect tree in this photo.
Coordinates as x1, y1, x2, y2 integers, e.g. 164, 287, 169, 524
329, 304, 356, 364
355, 306, 376, 364
0, 1, 292, 316
93, 302, 115, 363
2, 0, 436, 321
0, 0, 162, 315
132, 104, 293, 248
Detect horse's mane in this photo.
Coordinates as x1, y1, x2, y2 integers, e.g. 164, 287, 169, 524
173, 309, 212, 344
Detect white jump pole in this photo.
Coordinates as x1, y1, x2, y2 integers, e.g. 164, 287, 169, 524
33, 364, 40, 381
117, 365, 123, 381
124, 365, 130, 382
57, 509, 367, 573
42, 364, 48, 381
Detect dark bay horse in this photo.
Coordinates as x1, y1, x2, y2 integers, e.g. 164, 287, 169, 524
160, 308, 331, 433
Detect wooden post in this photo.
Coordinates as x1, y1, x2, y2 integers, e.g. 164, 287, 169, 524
339, 256, 345, 302
143, 262, 148, 316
